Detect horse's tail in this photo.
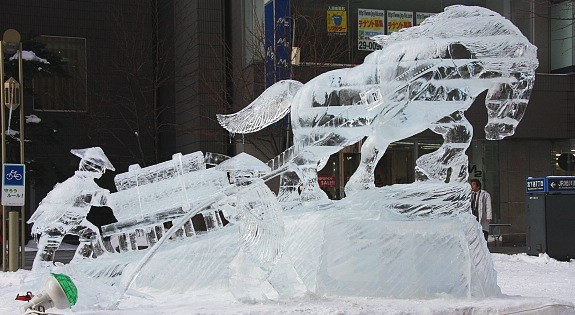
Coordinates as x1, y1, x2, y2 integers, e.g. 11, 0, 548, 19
217, 80, 303, 134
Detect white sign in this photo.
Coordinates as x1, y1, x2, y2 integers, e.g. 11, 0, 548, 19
415, 12, 435, 26
2, 164, 25, 206
358, 8, 385, 51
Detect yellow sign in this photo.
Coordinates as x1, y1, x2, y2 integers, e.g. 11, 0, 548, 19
327, 6, 347, 34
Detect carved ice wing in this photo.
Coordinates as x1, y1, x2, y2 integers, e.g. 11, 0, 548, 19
217, 80, 303, 134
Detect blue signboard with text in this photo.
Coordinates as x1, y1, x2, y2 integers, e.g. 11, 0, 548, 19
526, 176, 575, 194
526, 177, 546, 193
2, 163, 25, 206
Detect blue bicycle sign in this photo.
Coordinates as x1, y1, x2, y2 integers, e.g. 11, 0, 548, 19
2, 164, 25, 206
6, 169, 22, 181
3, 164, 25, 186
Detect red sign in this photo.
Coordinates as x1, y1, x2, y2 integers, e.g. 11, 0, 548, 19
318, 175, 337, 188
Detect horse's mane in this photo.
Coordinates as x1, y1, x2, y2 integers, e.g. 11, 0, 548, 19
371, 5, 538, 71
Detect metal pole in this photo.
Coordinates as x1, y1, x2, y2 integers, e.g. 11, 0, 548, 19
18, 42, 25, 269
8, 210, 17, 271
0, 40, 5, 272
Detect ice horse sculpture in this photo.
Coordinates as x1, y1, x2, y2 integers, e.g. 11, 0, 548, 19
22, 6, 538, 308
218, 5, 538, 202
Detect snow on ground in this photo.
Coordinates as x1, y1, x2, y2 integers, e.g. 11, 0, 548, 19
0, 253, 574, 314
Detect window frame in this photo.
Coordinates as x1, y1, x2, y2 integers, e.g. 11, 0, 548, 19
32, 35, 88, 113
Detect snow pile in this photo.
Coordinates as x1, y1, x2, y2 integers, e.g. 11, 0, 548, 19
0, 253, 573, 314
10, 50, 49, 64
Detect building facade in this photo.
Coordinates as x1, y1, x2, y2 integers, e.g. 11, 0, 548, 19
0, 0, 573, 245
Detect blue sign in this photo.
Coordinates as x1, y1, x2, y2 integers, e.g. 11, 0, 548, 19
526, 176, 575, 194
265, 0, 292, 88
265, 0, 275, 87
547, 176, 575, 193
2, 163, 25, 206
3, 164, 24, 186
526, 177, 546, 193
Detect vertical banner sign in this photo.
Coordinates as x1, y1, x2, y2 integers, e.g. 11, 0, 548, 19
327, 5, 347, 35
264, 0, 275, 87
415, 12, 435, 26
358, 9, 385, 51
264, 0, 292, 88
2, 164, 25, 206
386, 10, 413, 34
275, 0, 291, 83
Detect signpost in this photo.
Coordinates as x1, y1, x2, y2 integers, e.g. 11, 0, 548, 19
1, 29, 26, 271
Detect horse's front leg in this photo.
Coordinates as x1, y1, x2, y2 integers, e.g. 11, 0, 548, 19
415, 111, 472, 183
345, 136, 388, 196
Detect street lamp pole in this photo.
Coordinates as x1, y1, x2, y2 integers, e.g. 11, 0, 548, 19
1, 29, 25, 272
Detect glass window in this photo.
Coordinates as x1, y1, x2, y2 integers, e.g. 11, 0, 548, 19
552, 140, 575, 176
549, 1, 574, 73
33, 36, 87, 111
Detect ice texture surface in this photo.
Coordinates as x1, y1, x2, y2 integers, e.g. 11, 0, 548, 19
22, 5, 537, 308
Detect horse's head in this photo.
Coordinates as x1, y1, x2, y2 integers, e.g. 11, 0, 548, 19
484, 68, 535, 140
373, 5, 539, 140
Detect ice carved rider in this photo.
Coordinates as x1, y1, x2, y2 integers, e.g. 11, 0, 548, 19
28, 147, 115, 270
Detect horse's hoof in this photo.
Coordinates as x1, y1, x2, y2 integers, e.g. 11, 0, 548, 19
344, 181, 374, 196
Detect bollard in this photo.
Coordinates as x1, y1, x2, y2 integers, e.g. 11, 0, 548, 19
8, 210, 19, 271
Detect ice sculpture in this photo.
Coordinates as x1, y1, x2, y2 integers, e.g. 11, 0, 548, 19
28, 147, 115, 270
218, 5, 538, 201
21, 5, 539, 308
215, 152, 271, 185
101, 152, 230, 253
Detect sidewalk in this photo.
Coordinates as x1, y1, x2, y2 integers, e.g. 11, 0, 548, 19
487, 236, 527, 255
489, 245, 527, 255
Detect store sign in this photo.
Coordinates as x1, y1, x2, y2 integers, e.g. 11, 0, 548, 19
318, 174, 337, 188
386, 10, 413, 34
358, 8, 384, 51
327, 5, 347, 35
415, 12, 435, 26
2, 163, 25, 206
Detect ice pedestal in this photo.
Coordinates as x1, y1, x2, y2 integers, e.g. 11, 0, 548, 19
276, 209, 500, 299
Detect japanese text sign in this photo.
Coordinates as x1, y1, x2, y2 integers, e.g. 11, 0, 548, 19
387, 10, 413, 34
327, 6, 347, 35
415, 12, 435, 26
358, 8, 384, 51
